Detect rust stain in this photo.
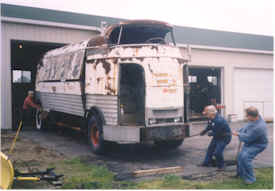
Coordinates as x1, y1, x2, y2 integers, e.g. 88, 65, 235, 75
102, 60, 111, 74
87, 36, 106, 47
112, 58, 118, 65
87, 60, 95, 64
150, 45, 159, 51
135, 48, 139, 56
51, 86, 56, 92
136, 57, 144, 62
113, 64, 117, 93
96, 77, 100, 83
148, 64, 153, 74
94, 59, 101, 69
120, 58, 133, 62
105, 84, 116, 95
177, 58, 185, 64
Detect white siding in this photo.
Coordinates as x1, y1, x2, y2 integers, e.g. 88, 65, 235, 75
233, 68, 273, 120
1, 21, 98, 129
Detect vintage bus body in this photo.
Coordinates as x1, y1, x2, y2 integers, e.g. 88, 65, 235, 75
35, 20, 191, 153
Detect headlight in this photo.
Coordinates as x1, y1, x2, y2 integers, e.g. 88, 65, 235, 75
174, 117, 182, 123
149, 118, 157, 125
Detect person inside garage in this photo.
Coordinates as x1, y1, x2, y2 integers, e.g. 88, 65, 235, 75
207, 81, 218, 106
200, 105, 232, 170
22, 90, 41, 126
190, 75, 219, 114
232, 106, 268, 184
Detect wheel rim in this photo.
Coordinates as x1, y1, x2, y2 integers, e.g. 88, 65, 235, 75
90, 124, 100, 146
36, 110, 41, 129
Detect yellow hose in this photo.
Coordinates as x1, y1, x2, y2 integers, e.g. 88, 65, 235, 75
8, 121, 23, 155
16, 177, 40, 181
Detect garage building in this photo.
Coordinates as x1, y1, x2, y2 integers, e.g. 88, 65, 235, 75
1, 3, 273, 129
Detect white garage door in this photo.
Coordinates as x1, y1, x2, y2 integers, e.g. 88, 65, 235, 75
233, 68, 273, 121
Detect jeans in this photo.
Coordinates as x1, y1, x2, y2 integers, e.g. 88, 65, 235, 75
237, 144, 267, 183
22, 108, 36, 126
202, 136, 231, 168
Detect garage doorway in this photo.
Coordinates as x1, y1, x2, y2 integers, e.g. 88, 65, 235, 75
189, 67, 222, 121
11, 40, 65, 129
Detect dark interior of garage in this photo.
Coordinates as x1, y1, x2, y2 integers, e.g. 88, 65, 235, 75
11, 40, 65, 129
189, 67, 221, 121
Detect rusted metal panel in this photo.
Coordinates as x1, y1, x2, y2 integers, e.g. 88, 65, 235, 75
142, 57, 184, 109
85, 48, 185, 97
37, 92, 84, 117
36, 49, 85, 83
36, 81, 82, 95
103, 125, 140, 143
85, 58, 118, 95
86, 94, 118, 125
87, 36, 107, 47
86, 44, 186, 60
146, 107, 184, 119
36, 82, 65, 94
36, 40, 88, 95
141, 125, 185, 141
35, 20, 190, 135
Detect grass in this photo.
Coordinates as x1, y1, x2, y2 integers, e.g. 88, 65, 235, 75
14, 157, 273, 189
50, 158, 114, 189
134, 168, 273, 189
202, 168, 273, 189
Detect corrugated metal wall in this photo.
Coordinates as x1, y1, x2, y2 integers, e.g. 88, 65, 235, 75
37, 92, 85, 117
37, 92, 119, 126
86, 94, 118, 126
1, 21, 98, 129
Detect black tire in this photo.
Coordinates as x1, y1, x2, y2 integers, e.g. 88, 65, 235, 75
35, 109, 46, 130
88, 116, 105, 154
154, 139, 184, 150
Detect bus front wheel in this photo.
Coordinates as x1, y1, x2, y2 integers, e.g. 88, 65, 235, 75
88, 116, 105, 154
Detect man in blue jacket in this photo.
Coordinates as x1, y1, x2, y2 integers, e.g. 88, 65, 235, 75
200, 105, 232, 170
232, 106, 268, 184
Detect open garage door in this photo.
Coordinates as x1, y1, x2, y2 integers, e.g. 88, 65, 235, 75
11, 40, 65, 129
188, 67, 222, 121
233, 68, 273, 121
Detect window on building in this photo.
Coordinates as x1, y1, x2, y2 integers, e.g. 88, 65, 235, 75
207, 76, 217, 85
13, 70, 31, 83
188, 75, 197, 83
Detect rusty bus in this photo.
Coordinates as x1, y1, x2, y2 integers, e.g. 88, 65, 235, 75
35, 20, 191, 154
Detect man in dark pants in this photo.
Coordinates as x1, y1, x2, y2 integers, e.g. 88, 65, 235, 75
22, 90, 41, 126
232, 106, 268, 184
200, 105, 232, 170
